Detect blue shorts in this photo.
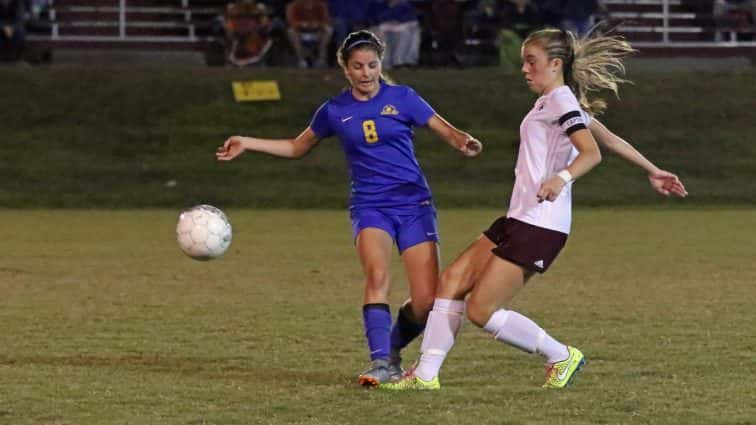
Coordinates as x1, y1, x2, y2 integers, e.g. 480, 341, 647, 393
350, 206, 439, 253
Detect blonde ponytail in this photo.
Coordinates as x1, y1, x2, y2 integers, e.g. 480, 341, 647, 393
524, 28, 636, 115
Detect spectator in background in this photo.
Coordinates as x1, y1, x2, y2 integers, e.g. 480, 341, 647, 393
286, 0, 333, 68
256, 0, 287, 31
257, 0, 287, 18
252, 0, 290, 65
224, 0, 274, 66
328, 0, 370, 50
713, 0, 755, 41
561, 0, 597, 35
0, 0, 25, 62
427, 0, 465, 67
500, 0, 543, 39
368, 0, 421, 69
29, 0, 50, 21
464, 0, 503, 41
499, 0, 543, 71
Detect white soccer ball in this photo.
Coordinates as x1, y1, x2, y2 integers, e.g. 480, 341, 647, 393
176, 204, 232, 261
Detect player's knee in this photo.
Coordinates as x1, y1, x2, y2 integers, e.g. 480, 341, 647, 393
407, 298, 433, 322
465, 299, 493, 328
364, 268, 390, 291
438, 266, 471, 298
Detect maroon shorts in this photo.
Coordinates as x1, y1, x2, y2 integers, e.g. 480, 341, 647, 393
483, 216, 568, 273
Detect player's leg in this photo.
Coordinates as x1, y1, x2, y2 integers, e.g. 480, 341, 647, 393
413, 235, 496, 379
380, 234, 497, 390
388, 208, 441, 368
400, 241, 439, 323
389, 240, 439, 375
407, 217, 508, 385
468, 257, 584, 388
357, 227, 394, 305
351, 209, 401, 386
437, 234, 497, 300
354, 226, 396, 387
467, 220, 584, 388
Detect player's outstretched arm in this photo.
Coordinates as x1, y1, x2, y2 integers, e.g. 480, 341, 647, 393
589, 119, 688, 197
216, 128, 320, 161
426, 114, 482, 157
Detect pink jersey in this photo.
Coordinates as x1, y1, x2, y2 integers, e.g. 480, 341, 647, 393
507, 85, 591, 234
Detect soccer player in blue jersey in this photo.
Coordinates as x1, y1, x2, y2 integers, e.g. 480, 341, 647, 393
216, 30, 482, 387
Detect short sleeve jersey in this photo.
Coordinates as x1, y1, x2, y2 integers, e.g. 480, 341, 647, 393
507, 85, 591, 234
309, 81, 436, 210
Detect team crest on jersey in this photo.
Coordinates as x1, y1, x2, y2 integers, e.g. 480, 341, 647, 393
380, 104, 399, 115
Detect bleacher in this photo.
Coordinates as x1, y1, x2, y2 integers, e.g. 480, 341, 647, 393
607, 0, 706, 42
26, 0, 756, 60
28, 0, 225, 49
604, 0, 756, 54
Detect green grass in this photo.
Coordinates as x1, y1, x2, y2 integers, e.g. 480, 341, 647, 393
1, 208, 754, 425
1, 67, 755, 208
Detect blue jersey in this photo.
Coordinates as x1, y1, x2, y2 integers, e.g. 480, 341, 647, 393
309, 81, 436, 211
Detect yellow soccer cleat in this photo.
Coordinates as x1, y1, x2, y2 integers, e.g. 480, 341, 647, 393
543, 346, 585, 388
379, 373, 440, 391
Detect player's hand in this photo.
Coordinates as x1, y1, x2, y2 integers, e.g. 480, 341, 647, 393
537, 175, 566, 203
216, 136, 247, 161
460, 137, 482, 157
648, 169, 688, 197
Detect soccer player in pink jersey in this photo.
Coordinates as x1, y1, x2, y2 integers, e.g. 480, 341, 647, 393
382, 28, 687, 391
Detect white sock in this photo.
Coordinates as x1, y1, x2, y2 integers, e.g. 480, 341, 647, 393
483, 309, 569, 363
414, 298, 465, 381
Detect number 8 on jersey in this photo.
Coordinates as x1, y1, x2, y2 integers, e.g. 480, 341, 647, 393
362, 120, 379, 143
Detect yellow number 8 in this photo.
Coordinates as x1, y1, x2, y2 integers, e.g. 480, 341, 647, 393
362, 120, 379, 144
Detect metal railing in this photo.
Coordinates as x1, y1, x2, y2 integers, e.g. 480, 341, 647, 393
31, 0, 220, 43
30, 0, 756, 48
608, 0, 756, 48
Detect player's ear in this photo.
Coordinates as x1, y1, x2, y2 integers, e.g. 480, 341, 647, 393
552, 57, 563, 72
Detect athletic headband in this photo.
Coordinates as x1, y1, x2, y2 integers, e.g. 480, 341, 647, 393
345, 39, 377, 51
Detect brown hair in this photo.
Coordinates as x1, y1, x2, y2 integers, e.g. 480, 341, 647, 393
336, 30, 393, 84
337, 30, 385, 68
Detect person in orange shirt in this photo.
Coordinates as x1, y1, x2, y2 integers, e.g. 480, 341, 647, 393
286, 0, 333, 67
224, 0, 274, 66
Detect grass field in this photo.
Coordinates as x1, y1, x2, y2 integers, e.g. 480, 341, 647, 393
1, 208, 754, 425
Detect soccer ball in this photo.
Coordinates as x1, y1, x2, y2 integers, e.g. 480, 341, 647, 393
176, 204, 232, 261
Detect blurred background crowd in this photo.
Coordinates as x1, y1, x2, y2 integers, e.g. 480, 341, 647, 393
1, 0, 754, 67
213, 0, 606, 68
213, 0, 755, 68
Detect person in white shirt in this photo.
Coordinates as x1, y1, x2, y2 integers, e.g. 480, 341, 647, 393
381, 28, 688, 391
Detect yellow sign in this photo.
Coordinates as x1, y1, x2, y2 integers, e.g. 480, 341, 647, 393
232, 81, 281, 102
